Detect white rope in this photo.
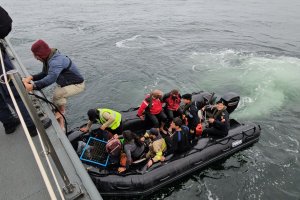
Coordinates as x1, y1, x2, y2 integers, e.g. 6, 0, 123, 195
37, 133, 66, 200
0, 49, 57, 200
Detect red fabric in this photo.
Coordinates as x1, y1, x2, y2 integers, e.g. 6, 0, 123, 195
31, 39, 51, 59
164, 94, 181, 111
137, 95, 163, 116
196, 123, 203, 136
106, 138, 122, 156
120, 153, 127, 167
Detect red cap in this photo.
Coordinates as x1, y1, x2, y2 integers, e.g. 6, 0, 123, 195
31, 40, 51, 59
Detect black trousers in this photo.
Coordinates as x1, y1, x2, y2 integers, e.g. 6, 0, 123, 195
107, 120, 123, 135
145, 111, 167, 128
0, 50, 35, 129
165, 107, 183, 121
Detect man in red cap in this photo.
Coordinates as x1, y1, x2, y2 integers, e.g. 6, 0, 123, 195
23, 39, 85, 129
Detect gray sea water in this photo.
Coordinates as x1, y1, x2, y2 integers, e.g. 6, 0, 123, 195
2, 0, 300, 199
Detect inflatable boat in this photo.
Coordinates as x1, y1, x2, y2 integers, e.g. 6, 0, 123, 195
68, 91, 261, 197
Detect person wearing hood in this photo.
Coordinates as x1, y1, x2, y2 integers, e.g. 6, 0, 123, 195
22, 40, 85, 129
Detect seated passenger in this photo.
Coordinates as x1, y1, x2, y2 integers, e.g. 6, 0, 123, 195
166, 117, 190, 154
80, 108, 122, 135
137, 89, 168, 133
202, 100, 229, 138
162, 89, 183, 121
118, 130, 145, 173
182, 93, 200, 142
144, 128, 167, 168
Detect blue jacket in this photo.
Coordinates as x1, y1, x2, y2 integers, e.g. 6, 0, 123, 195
32, 49, 84, 90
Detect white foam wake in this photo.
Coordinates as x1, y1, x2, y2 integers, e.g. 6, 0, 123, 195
116, 35, 167, 49
190, 50, 300, 119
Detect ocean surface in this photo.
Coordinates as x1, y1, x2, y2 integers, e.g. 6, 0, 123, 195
2, 0, 300, 199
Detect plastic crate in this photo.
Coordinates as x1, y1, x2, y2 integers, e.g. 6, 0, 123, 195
79, 137, 109, 167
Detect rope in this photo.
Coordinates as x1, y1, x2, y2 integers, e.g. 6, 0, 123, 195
0, 49, 58, 200
28, 93, 68, 134
37, 131, 65, 200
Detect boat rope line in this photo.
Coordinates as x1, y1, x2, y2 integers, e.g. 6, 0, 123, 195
0, 46, 58, 200
28, 92, 68, 135
191, 127, 255, 152
37, 131, 66, 200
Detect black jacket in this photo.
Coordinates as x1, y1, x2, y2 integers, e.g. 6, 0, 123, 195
170, 126, 190, 154
183, 102, 200, 130
0, 6, 12, 39
211, 109, 230, 133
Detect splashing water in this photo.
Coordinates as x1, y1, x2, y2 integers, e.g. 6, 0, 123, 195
190, 50, 300, 120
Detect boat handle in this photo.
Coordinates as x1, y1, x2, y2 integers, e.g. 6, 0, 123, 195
246, 135, 255, 139
115, 186, 131, 190
222, 147, 231, 152
194, 160, 203, 166
160, 175, 170, 182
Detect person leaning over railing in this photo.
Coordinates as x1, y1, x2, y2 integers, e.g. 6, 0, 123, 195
22, 40, 85, 130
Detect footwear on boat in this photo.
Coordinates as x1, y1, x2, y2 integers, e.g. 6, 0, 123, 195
4, 118, 20, 134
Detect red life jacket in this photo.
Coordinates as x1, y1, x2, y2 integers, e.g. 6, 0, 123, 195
137, 95, 163, 116
164, 94, 181, 111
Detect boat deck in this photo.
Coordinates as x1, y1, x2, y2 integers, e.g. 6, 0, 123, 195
0, 125, 50, 200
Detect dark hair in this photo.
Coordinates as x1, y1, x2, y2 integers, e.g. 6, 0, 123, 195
122, 130, 143, 147
182, 93, 192, 100
216, 98, 225, 104
173, 117, 183, 127
147, 128, 159, 136
87, 109, 98, 121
